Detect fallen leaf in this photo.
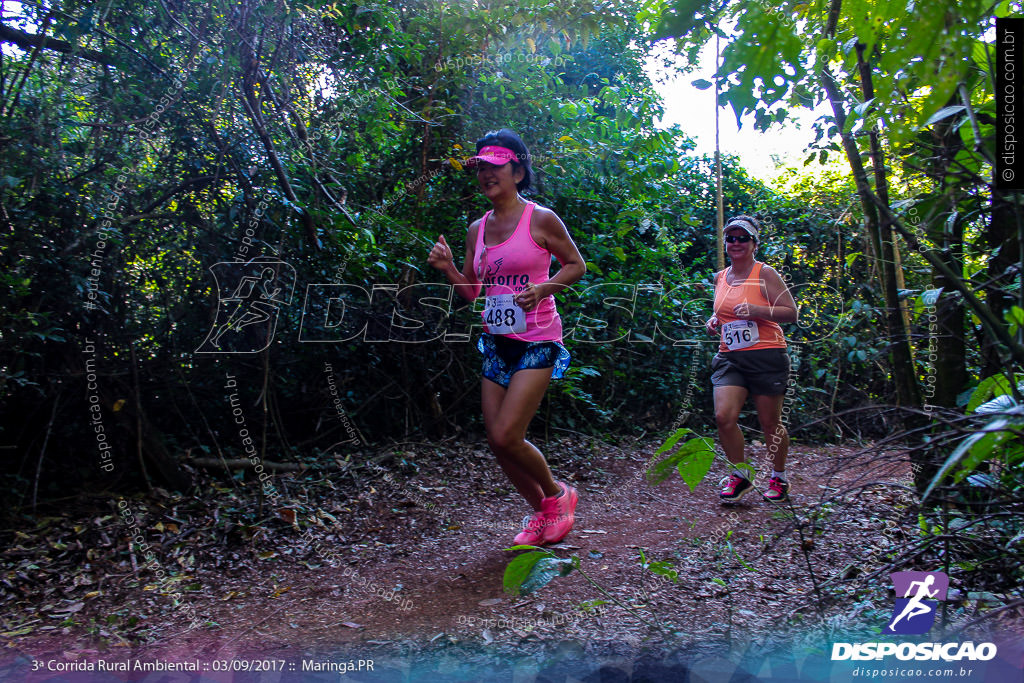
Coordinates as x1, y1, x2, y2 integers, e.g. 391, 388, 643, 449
2, 625, 35, 637
478, 598, 502, 607
54, 601, 84, 614
277, 509, 297, 525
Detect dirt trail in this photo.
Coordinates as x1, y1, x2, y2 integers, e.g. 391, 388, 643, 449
2, 435, 915, 669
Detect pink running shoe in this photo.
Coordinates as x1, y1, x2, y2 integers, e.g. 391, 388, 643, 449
513, 511, 546, 545
719, 473, 752, 503
540, 481, 578, 544
763, 476, 790, 502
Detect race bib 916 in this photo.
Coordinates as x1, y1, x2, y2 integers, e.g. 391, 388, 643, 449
484, 294, 526, 334
722, 319, 759, 350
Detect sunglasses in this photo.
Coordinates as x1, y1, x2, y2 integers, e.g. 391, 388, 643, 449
725, 234, 754, 243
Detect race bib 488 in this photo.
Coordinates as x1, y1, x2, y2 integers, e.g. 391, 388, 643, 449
484, 294, 526, 335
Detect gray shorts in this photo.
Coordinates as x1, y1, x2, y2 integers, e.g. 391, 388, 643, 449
711, 348, 790, 396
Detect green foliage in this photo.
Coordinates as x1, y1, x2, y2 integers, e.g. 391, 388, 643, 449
647, 427, 715, 491
652, 0, 1023, 414
923, 403, 1024, 499
656, 0, 992, 146
638, 548, 679, 582
966, 375, 1023, 414
1005, 306, 1024, 338
725, 540, 755, 572
503, 546, 579, 596
578, 598, 610, 612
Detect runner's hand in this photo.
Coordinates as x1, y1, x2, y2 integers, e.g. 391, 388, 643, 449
514, 283, 543, 312
428, 234, 454, 271
705, 315, 719, 335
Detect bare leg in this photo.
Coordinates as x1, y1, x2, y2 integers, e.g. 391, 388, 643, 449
481, 368, 560, 511
714, 385, 749, 467
753, 393, 788, 472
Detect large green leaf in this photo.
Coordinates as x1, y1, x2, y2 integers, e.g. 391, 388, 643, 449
676, 438, 716, 491
655, 427, 692, 456
648, 430, 715, 491
966, 374, 1023, 413
519, 556, 577, 595
502, 551, 577, 596
922, 406, 1024, 501
503, 551, 548, 595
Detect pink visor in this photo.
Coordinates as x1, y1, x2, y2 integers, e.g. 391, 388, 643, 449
469, 145, 519, 165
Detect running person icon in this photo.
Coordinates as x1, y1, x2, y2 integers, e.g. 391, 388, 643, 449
210, 267, 282, 348
428, 129, 586, 546
887, 575, 939, 631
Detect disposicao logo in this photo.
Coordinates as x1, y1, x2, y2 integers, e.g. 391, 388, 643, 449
831, 571, 997, 662
196, 259, 296, 354
885, 570, 948, 635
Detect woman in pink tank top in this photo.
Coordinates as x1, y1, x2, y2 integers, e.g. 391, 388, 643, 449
427, 129, 586, 546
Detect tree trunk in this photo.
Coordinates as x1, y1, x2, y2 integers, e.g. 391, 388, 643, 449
853, 43, 921, 410
820, 16, 925, 488
982, 185, 1022, 376
930, 235, 967, 408
920, 93, 969, 407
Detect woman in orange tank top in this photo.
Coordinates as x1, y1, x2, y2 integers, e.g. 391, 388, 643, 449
705, 216, 799, 503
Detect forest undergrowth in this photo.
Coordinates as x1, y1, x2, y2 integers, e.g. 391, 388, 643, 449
1, 429, 1020, 658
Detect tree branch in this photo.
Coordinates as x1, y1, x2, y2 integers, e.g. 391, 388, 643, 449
189, 458, 311, 471
0, 22, 110, 65
236, 43, 319, 249
870, 195, 1024, 365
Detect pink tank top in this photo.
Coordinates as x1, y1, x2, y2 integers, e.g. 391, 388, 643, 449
474, 202, 562, 342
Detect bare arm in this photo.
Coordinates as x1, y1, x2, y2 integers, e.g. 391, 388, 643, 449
427, 222, 482, 302
706, 270, 721, 334
514, 207, 586, 312
733, 265, 798, 323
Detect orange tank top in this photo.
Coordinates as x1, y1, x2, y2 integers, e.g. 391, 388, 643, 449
713, 261, 787, 353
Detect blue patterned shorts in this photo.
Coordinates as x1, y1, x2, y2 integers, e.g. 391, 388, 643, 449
478, 333, 571, 388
